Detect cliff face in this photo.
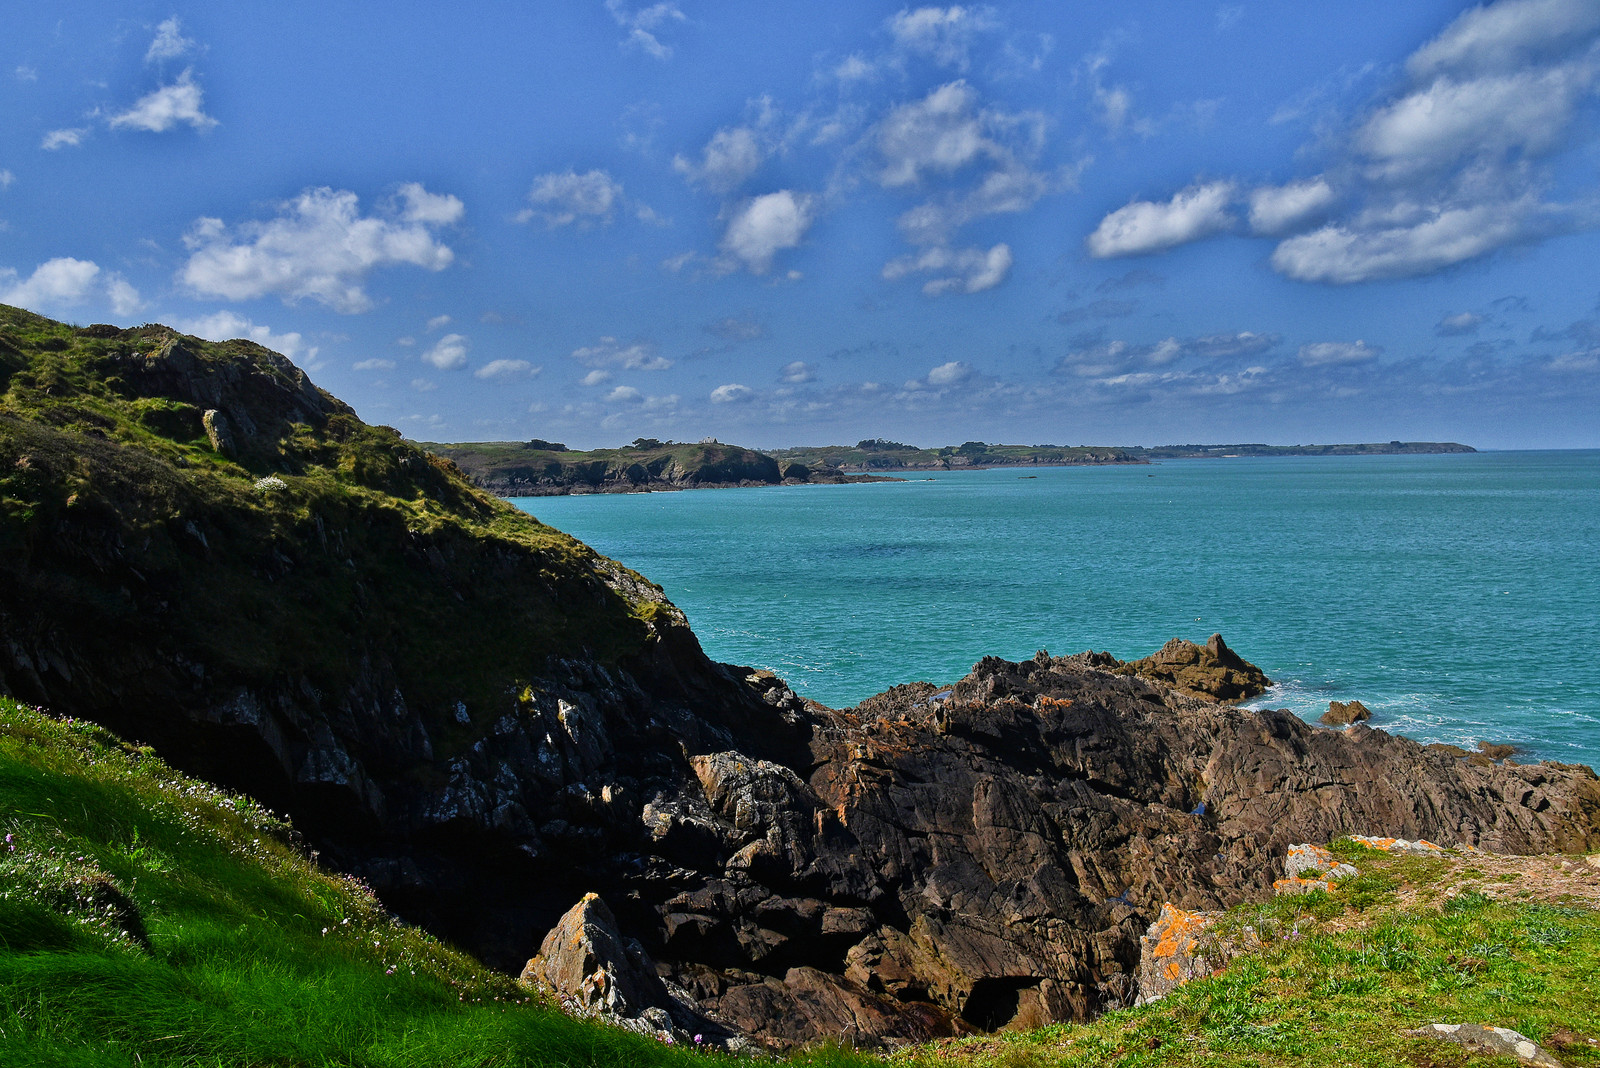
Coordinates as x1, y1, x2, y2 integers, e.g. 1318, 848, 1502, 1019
2, 305, 1596, 1051
425, 440, 790, 495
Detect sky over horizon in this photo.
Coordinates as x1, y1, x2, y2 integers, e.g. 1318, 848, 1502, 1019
4, 1, 1600, 450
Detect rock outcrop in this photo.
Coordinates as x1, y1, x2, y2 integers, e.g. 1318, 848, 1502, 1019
1112, 633, 1271, 701
1321, 699, 1372, 726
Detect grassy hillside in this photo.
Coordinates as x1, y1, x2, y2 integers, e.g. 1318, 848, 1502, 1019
0, 694, 873, 1067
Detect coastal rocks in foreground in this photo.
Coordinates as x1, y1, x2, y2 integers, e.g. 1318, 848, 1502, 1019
1108, 633, 1270, 701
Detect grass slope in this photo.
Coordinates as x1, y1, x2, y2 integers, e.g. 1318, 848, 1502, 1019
0, 695, 871, 1068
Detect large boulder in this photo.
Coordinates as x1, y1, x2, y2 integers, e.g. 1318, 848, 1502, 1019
1321, 700, 1372, 726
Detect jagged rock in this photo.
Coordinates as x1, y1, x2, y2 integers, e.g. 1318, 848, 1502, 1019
1116, 633, 1271, 701
1406, 1023, 1565, 1067
1347, 835, 1444, 856
1320, 700, 1372, 726
1273, 843, 1359, 894
520, 893, 663, 1017
201, 408, 236, 457
1134, 904, 1222, 1003
1479, 741, 1518, 760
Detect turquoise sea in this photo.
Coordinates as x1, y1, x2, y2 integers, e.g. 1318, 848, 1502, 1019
514, 451, 1600, 771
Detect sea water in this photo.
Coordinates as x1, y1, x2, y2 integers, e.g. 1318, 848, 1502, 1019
513, 450, 1600, 770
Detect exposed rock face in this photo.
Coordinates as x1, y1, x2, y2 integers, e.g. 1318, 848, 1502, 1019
1114, 633, 1271, 701
1321, 699, 1372, 726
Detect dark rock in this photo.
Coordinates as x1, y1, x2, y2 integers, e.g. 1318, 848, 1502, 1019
1320, 700, 1372, 726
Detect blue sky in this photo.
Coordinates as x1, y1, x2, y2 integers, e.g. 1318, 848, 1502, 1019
3, 1, 1599, 449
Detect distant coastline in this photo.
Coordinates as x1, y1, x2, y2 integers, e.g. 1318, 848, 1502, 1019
423, 436, 1476, 496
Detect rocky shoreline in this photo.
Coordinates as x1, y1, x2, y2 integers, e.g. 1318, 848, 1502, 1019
1, 309, 1591, 1053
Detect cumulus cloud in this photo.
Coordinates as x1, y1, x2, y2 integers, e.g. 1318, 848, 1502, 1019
1087, 182, 1235, 257
887, 6, 997, 71
106, 276, 143, 316
0, 258, 101, 309
1406, 0, 1600, 80
877, 81, 996, 187
926, 360, 972, 385
421, 333, 469, 370
1055, 330, 1280, 377
780, 360, 815, 383
146, 17, 195, 63
1248, 178, 1337, 235
0, 170, 12, 189
42, 128, 88, 150
895, 163, 1052, 246
352, 358, 395, 371
674, 127, 764, 193
109, 69, 218, 132
882, 242, 1012, 295
605, 0, 686, 60
1437, 311, 1485, 336
720, 190, 815, 274
710, 383, 755, 403
606, 385, 643, 403
1270, 198, 1544, 283
1298, 340, 1383, 366
520, 170, 625, 227
581, 369, 613, 386
178, 185, 461, 312
475, 359, 539, 379
178, 310, 320, 366
425, 314, 452, 331
572, 336, 672, 371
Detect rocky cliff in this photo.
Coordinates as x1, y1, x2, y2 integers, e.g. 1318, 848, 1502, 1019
1, 305, 1595, 1051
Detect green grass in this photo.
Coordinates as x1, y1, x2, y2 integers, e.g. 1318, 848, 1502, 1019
896, 850, 1600, 1068
0, 696, 887, 1068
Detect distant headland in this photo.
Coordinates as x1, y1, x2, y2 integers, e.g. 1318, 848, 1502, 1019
422, 435, 1476, 496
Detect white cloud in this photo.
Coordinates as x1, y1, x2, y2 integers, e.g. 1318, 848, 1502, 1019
146, 17, 195, 63
422, 333, 469, 370
1087, 182, 1235, 257
178, 185, 459, 312
0, 170, 12, 189
582, 369, 613, 386
42, 128, 88, 150
1298, 340, 1383, 366
572, 336, 672, 371
0, 257, 101, 310
177, 310, 320, 366
425, 314, 452, 331
106, 276, 142, 316
895, 164, 1053, 246
780, 360, 815, 384
877, 81, 995, 187
353, 358, 395, 371
397, 183, 464, 225
1248, 178, 1337, 235
882, 242, 1012, 295
475, 359, 540, 379
411, 378, 438, 392
607, 385, 642, 403
1406, 0, 1600, 80
1355, 64, 1593, 181
109, 69, 218, 133
520, 170, 625, 227
887, 6, 997, 71
15, 66, 38, 82
834, 54, 878, 83
1270, 198, 1541, 283
605, 0, 686, 60
674, 127, 763, 193
926, 360, 972, 385
710, 383, 755, 403
720, 190, 815, 274
1436, 311, 1484, 336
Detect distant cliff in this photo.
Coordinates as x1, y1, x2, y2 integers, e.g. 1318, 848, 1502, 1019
421, 438, 891, 495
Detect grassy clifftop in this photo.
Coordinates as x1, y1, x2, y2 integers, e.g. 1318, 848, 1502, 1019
423, 437, 790, 495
